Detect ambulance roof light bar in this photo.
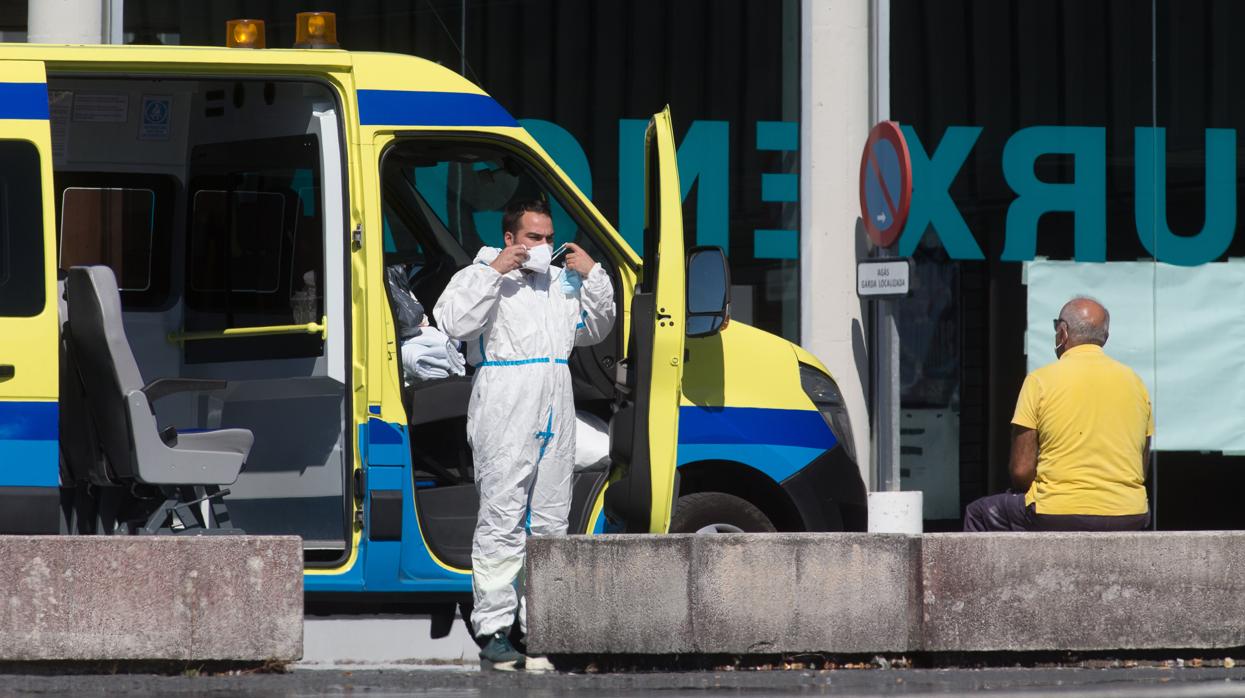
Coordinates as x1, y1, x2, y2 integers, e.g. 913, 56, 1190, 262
225, 19, 266, 49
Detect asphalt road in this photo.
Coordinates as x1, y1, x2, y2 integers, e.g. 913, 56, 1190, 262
4, 666, 1245, 696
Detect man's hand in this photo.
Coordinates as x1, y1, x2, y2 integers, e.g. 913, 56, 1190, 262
563, 242, 596, 275
490, 244, 529, 274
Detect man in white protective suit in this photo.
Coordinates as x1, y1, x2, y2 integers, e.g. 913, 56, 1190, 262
433, 198, 615, 671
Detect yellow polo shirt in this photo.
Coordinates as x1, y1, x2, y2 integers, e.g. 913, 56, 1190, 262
1012, 344, 1153, 516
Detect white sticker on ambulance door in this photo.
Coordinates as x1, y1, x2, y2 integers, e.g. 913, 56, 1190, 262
72, 93, 129, 123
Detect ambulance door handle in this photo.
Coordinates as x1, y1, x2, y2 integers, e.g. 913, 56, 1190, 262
0, 364, 13, 380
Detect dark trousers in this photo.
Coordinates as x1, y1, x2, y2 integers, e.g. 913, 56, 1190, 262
962, 492, 1150, 532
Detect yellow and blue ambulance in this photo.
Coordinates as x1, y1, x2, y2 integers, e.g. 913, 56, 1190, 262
0, 13, 864, 617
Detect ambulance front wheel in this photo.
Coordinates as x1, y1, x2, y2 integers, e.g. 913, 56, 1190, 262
668, 492, 776, 534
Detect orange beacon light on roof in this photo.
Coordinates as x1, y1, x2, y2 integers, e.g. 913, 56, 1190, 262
225, 19, 266, 49
294, 12, 339, 49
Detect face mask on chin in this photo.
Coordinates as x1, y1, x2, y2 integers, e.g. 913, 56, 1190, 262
522, 243, 552, 274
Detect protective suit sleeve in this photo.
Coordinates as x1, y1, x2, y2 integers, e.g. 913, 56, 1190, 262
433, 255, 503, 343
574, 263, 616, 347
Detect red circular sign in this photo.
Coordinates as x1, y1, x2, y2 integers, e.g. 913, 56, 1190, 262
859, 121, 913, 249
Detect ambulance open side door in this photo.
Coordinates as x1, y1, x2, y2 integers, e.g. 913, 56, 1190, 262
0, 62, 60, 534
605, 107, 687, 534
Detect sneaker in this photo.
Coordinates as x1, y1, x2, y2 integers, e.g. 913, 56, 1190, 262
478, 631, 523, 671
524, 654, 554, 673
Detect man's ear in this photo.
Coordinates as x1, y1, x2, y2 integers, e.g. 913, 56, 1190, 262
502, 230, 514, 247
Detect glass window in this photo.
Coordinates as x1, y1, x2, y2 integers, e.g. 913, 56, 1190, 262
289, 174, 321, 304
0, 140, 44, 317
183, 130, 326, 363
395, 148, 610, 267
891, 0, 1167, 528
54, 172, 176, 310
380, 139, 617, 344
59, 187, 155, 292
189, 189, 286, 293
186, 134, 322, 316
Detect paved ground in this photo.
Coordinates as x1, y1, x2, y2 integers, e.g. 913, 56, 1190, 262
301, 614, 479, 668
4, 666, 1245, 696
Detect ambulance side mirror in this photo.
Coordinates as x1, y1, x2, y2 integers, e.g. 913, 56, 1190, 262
686, 246, 730, 338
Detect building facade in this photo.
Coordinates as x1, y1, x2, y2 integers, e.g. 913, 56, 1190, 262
9, 0, 1237, 529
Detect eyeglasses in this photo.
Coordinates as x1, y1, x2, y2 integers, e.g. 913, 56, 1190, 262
1052, 318, 1064, 332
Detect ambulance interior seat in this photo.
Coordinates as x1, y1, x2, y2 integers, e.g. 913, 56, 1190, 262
407, 252, 461, 322
382, 205, 474, 421
58, 276, 109, 488
382, 259, 475, 484
59, 274, 133, 534
66, 265, 254, 533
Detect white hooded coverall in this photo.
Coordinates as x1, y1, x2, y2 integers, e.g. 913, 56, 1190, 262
433, 246, 615, 637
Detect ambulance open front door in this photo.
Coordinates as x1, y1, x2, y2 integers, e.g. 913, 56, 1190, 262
605, 107, 687, 534
0, 61, 59, 534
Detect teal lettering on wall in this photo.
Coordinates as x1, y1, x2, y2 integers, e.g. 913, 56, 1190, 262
897, 126, 984, 259
1135, 127, 1237, 267
619, 119, 730, 254
519, 119, 594, 245
903, 124, 1242, 266
520, 119, 594, 197
618, 118, 648, 252
413, 162, 451, 234
407, 118, 788, 259
1001, 126, 1106, 262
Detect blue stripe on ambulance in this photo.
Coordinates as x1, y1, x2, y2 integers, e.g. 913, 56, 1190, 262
356, 90, 518, 128
0, 401, 59, 487
0, 83, 49, 120
676, 406, 838, 484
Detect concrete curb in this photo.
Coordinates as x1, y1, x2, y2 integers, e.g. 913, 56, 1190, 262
526, 534, 918, 655
922, 532, 1245, 652
0, 535, 303, 661
527, 531, 1245, 655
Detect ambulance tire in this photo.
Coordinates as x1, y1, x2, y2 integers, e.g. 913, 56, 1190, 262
669, 492, 776, 534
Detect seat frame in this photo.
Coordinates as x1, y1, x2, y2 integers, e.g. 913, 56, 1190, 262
63, 265, 254, 535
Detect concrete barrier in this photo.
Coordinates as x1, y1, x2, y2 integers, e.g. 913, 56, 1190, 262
0, 536, 303, 662
525, 534, 918, 655
922, 532, 1245, 652
526, 532, 1245, 655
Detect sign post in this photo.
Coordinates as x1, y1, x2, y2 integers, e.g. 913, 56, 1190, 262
859, 122, 912, 496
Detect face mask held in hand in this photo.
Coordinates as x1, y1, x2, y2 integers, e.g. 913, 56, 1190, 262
522, 243, 552, 275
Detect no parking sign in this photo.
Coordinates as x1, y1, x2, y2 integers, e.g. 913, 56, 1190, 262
858, 121, 912, 249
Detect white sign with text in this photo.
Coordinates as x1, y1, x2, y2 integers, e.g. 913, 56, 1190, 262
857, 258, 912, 298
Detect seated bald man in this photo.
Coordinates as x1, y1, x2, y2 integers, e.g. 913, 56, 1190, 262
963, 296, 1153, 532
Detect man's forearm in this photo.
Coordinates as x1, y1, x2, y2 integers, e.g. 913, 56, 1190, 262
1009, 426, 1038, 491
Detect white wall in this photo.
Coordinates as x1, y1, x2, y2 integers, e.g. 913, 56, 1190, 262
801, 0, 874, 487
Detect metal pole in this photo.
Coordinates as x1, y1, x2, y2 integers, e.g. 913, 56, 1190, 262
868, 0, 900, 493
105, 0, 123, 45
875, 301, 900, 491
